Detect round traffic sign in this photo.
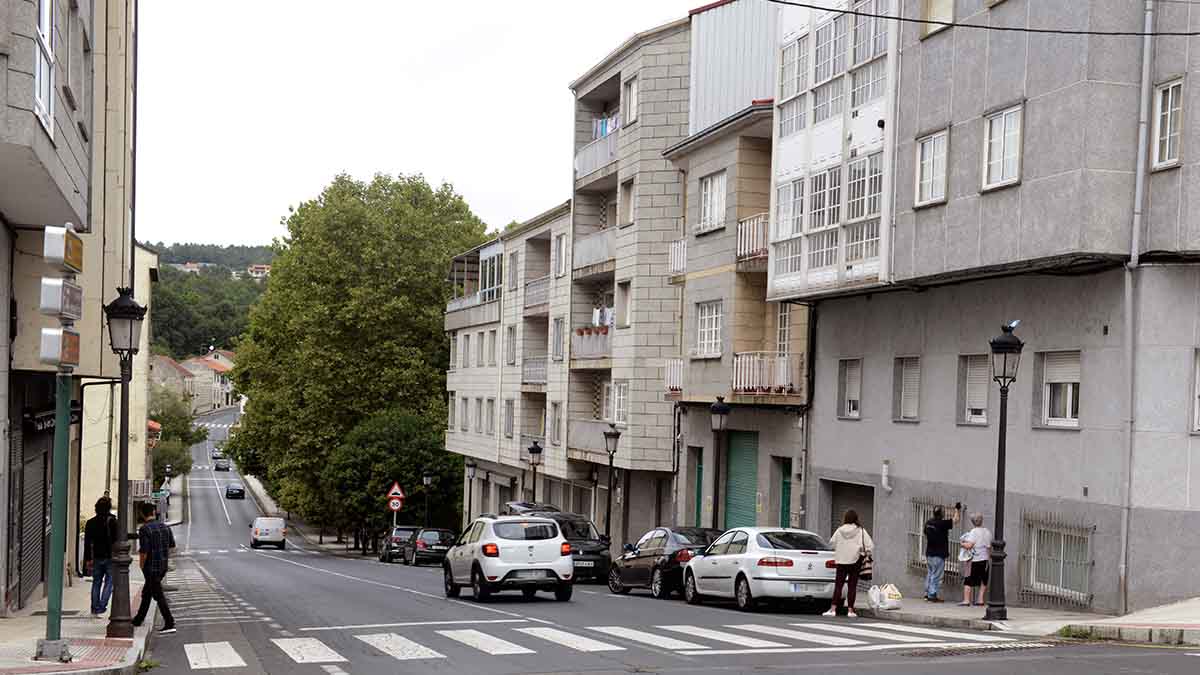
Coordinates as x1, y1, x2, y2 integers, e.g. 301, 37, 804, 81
388, 497, 404, 512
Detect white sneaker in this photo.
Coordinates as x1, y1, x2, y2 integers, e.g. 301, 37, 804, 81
847, 609, 858, 618
822, 608, 837, 617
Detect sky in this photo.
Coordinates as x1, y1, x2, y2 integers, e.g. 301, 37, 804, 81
137, 0, 703, 246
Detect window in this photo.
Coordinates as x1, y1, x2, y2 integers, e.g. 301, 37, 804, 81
506, 325, 516, 365
486, 399, 496, 434
475, 397, 484, 432
1023, 518, 1092, 602
461, 334, 470, 369
779, 95, 806, 138
852, 0, 888, 65
554, 235, 567, 276
984, 105, 1022, 189
839, 359, 862, 418
623, 77, 639, 125
813, 16, 847, 84
476, 331, 485, 366
488, 330, 497, 365
509, 252, 519, 288
808, 228, 839, 269
776, 304, 791, 355
448, 393, 456, 429
894, 357, 921, 421
917, 130, 949, 205
552, 318, 564, 360
550, 402, 561, 445
696, 301, 723, 357
962, 354, 989, 424
1043, 351, 1080, 427
780, 41, 798, 100
850, 58, 886, 108
845, 220, 879, 263
504, 399, 514, 438
697, 171, 727, 233
460, 398, 469, 431
812, 79, 844, 123
809, 167, 842, 229
775, 179, 804, 240
619, 179, 636, 225
847, 153, 883, 220
449, 332, 457, 370
1154, 80, 1183, 167
612, 381, 629, 425
775, 238, 804, 275
922, 0, 954, 37
616, 280, 632, 327
479, 255, 502, 302
34, 0, 54, 135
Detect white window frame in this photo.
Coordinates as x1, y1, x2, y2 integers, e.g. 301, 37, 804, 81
697, 171, 727, 234
779, 95, 806, 138
1026, 521, 1091, 602
983, 105, 1023, 190
504, 399, 515, 438
449, 333, 457, 370
922, 0, 954, 38
850, 58, 886, 108
623, 76, 639, 125
847, 153, 883, 221
448, 392, 456, 429
475, 397, 484, 432
812, 78, 844, 124
695, 301, 723, 358
896, 357, 921, 421
488, 329, 497, 366
550, 402, 561, 445
776, 303, 791, 355
1153, 79, 1183, 168
841, 358, 862, 418
1042, 351, 1081, 428
808, 166, 842, 230
602, 382, 613, 421
460, 398, 469, 431
476, 331, 484, 367
852, 0, 888, 65
916, 130, 949, 206
486, 398, 496, 435
612, 381, 629, 426
506, 325, 516, 365
34, 0, 54, 136
813, 16, 847, 85
461, 334, 470, 369
554, 234, 567, 276
964, 354, 989, 424
552, 317, 565, 361
780, 41, 798, 100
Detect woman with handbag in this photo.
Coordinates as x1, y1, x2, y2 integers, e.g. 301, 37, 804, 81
823, 509, 874, 618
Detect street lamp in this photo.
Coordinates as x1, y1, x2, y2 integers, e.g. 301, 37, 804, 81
527, 441, 543, 502
465, 460, 477, 523
422, 470, 433, 528
602, 423, 621, 539
985, 321, 1023, 621
102, 287, 146, 639
709, 396, 730, 529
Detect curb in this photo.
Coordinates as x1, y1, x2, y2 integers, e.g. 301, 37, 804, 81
1061, 623, 1200, 646
856, 607, 998, 632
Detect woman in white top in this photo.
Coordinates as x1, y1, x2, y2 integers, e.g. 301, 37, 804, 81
959, 512, 992, 606
823, 509, 873, 618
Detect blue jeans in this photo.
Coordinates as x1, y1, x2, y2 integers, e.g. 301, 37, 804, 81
90, 558, 114, 614
925, 556, 946, 599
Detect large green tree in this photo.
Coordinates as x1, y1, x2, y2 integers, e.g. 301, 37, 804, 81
228, 173, 487, 529
150, 265, 266, 359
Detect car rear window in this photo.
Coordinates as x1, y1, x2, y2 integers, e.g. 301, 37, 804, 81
493, 521, 558, 540
255, 518, 284, 529
393, 528, 418, 539
756, 531, 829, 550
673, 528, 721, 546
556, 519, 599, 540
421, 530, 455, 544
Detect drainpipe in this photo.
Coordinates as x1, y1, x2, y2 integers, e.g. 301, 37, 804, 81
1119, 0, 1155, 617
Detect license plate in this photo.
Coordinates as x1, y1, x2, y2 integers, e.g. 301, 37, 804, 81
432, 546, 447, 550
792, 583, 824, 594
515, 570, 543, 579
574, 560, 594, 567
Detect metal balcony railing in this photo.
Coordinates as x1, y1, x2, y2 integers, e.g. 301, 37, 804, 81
669, 239, 687, 276
524, 275, 550, 308
573, 228, 616, 269
665, 357, 684, 392
522, 356, 548, 384
570, 329, 611, 359
446, 292, 482, 312
575, 132, 619, 178
736, 212, 769, 261
732, 351, 803, 395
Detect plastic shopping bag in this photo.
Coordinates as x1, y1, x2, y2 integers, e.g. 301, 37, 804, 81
867, 585, 883, 609
880, 583, 903, 610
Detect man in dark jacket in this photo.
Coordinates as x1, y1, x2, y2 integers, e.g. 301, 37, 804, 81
83, 497, 118, 618
924, 503, 961, 602
132, 501, 176, 634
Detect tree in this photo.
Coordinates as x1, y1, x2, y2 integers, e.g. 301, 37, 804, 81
152, 439, 193, 486
149, 386, 207, 447
149, 266, 266, 359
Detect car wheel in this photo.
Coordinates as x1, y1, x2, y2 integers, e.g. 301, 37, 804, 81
650, 568, 670, 599
471, 568, 491, 602
278, 541, 286, 551
521, 587, 538, 600
607, 567, 629, 595
735, 575, 757, 612
443, 566, 461, 598
554, 583, 573, 602
684, 571, 702, 605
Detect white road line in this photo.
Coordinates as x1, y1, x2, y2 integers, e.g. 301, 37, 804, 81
587, 626, 707, 650
321, 666, 347, 675
656, 625, 787, 648
356, 633, 445, 660
271, 637, 347, 663
183, 641, 246, 669
515, 627, 625, 652
726, 624, 864, 646
211, 466, 232, 525
791, 623, 933, 643
217, 549, 229, 554
678, 640, 980, 657
437, 629, 535, 655
857, 622, 1013, 642
185, 476, 193, 552
301, 619, 527, 632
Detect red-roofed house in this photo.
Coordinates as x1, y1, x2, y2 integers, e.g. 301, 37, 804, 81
150, 354, 195, 403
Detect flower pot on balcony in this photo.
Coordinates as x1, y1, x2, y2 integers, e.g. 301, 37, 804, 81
576, 328, 585, 336
599, 325, 608, 335
584, 326, 594, 335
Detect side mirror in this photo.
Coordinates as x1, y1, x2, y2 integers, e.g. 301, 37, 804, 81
622, 543, 635, 553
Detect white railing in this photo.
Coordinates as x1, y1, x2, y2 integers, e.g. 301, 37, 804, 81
669, 239, 687, 275
524, 275, 550, 307
570, 329, 611, 359
665, 357, 684, 392
737, 212, 769, 261
446, 292, 481, 313
522, 356, 548, 384
732, 352, 803, 395
573, 228, 616, 269
575, 132, 619, 178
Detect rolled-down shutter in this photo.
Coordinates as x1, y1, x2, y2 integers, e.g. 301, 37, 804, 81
966, 355, 989, 414
900, 357, 920, 419
1044, 351, 1080, 383
844, 360, 862, 415
20, 453, 46, 608
724, 431, 759, 529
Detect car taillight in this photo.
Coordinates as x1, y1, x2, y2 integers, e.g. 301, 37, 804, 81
482, 543, 499, 557
825, 559, 838, 569
561, 542, 572, 557
282, 529, 287, 536
391, 537, 402, 543
675, 549, 694, 563
757, 556, 794, 567
417, 540, 427, 550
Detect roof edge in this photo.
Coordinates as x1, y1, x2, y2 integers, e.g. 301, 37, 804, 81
501, 200, 572, 241
662, 103, 774, 159
569, 16, 690, 92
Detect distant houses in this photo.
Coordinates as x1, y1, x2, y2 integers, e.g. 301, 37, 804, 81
154, 350, 237, 414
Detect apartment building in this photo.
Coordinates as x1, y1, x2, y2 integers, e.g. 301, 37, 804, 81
150, 355, 196, 402
766, 0, 1200, 613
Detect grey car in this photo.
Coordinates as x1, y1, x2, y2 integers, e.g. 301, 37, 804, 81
214, 457, 231, 471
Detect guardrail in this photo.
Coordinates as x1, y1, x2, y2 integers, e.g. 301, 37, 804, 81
524, 275, 550, 308
732, 351, 802, 394
571, 329, 611, 359
669, 240, 687, 276
736, 212, 769, 261
522, 356, 548, 384
665, 357, 684, 392
575, 132, 619, 178
573, 228, 616, 269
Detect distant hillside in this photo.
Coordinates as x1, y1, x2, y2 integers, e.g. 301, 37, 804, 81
150, 242, 274, 270
151, 265, 266, 360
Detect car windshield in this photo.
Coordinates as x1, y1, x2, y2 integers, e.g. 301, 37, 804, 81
393, 528, 418, 539
672, 528, 721, 546
229, 484, 243, 490
421, 530, 455, 544
756, 531, 830, 550
493, 521, 558, 540
556, 519, 599, 540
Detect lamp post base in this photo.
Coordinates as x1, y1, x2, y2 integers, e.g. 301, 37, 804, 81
34, 639, 72, 663
983, 539, 1008, 622
106, 541, 134, 639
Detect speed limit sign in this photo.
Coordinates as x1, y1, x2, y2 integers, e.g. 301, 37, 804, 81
386, 482, 406, 512
388, 497, 403, 512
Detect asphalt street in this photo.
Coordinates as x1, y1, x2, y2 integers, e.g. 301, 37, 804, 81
145, 407, 1200, 674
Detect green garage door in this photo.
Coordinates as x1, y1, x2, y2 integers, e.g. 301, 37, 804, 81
724, 431, 758, 528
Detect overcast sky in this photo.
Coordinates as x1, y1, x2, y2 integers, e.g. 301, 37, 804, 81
137, 0, 702, 246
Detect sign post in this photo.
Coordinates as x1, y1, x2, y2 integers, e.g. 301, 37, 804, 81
387, 482, 406, 529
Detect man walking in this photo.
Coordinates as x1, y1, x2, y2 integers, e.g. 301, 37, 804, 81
83, 497, 118, 618
923, 502, 960, 602
132, 502, 176, 635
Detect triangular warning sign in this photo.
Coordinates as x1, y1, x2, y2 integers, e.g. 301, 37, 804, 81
387, 482, 405, 499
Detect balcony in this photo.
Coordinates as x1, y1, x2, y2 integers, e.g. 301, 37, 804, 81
444, 289, 501, 332
770, 218, 883, 299
573, 228, 616, 277
732, 351, 803, 397
669, 239, 687, 279
575, 132, 619, 180
570, 328, 611, 365
736, 213, 769, 272
524, 275, 550, 314
447, 292, 482, 313
567, 418, 613, 458
665, 357, 684, 394
692, 218, 726, 236
522, 356, 548, 385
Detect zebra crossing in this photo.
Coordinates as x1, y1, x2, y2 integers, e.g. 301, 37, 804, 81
163, 562, 270, 628
196, 422, 235, 429
179, 620, 1032, 669
179, 544, 318, 559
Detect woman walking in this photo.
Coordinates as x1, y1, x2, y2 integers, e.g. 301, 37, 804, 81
823, 509, 873, 618
960, 512, 992, 606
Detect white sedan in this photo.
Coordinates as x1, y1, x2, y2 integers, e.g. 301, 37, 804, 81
682, 527, 837, 611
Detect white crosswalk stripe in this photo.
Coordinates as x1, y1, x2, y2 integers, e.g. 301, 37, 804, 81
355, 633, 445, 660
791, 623, 936, 643
656, 625, 788, 648
729, 623, 865, 646
857, 622, 1014, 642
514, 627, 625, 652
588, 626, 708, 650
437, 629, 536, 655
271, 637, 347, 663
184, 642, 246, 669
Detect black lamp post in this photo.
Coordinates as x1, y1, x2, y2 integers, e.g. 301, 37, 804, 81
102, 287, 146, 638
527, 441, 543, 502
602, 423, 621, 539
709, 396, 730, 529
422, 470, 434, 527
465, 460, 477, 523
986, 321, 1023, 621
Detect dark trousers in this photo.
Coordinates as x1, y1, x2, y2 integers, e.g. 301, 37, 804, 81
133, 571, 174, 628
831, 563, 861, 610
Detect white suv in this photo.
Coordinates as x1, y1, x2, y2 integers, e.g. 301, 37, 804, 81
444, 516, 574, 601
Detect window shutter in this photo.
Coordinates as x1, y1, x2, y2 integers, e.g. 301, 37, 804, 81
901, 357, 920, 419
966, 355, 989, 411
845, 359, 862, 401
1044, 351, 1080, 383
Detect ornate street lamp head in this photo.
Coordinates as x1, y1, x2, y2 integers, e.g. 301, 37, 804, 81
603, 422, 621, 457
710, 395, 731, 432
465, 460, 477, 480
103, 287, 146, 359
422, 470, 433, 487
989, 321, 1024, 389
527, 440, 543, 467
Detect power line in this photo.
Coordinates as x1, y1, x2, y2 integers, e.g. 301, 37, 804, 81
765, 0, 1200, 37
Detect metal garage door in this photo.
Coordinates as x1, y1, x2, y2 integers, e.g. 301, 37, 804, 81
724, 431, 758, 529
779, 459, 792, 527
20, 453, 46, 608
829, 481, 874, 537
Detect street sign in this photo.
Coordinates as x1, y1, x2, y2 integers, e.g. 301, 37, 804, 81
388, 497, 404, 512
43, 225, 83, 274
387, 482, 406, 499
386, 482, 406, 512
39, 278, 83, 320
39, 328, 80, 367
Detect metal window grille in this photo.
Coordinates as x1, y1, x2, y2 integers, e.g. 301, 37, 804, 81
1018, 511, 1094, 609
906, 498, 965, 581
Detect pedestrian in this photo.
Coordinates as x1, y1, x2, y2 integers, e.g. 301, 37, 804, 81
959, 512, 992, 606
923, 502, 961, 602
823, 509, 873, 618
82, 497, 118, 618
132, 501, 176, 635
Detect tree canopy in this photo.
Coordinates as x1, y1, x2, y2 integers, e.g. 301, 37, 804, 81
148, 386, 206, 485
150, 265, 266, 359
150, 242, 274, 269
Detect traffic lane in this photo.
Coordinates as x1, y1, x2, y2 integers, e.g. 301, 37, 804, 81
184, 474, 259, 551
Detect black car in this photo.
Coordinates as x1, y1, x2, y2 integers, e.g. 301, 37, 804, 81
503, 501, 560, 515
398, 528, 456, 566
379, 525, 421, 563
225, 483, 245, 499
533, 512, 610, 582
609, 527, 723, 598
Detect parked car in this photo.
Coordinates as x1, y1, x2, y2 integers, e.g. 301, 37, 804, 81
249, 516, 287, 549
502, 501, 560, 515
213, 458, 231, 471
443, 515, 574, 602
379, 525, 421, 563
211, 447, 223, 459
532, 512, 610, 582
609, 527, 723, 598
682, 527, 836, 611
398, 528, 457, 566
224, 482, 246, 499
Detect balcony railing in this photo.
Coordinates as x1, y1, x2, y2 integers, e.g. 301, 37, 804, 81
732, 351, 803, 395
522, 356, 548, 384
446, 292, 482, 313
570, 328, 611, 359
524, 275, 550, 308
575, 132, 619, 178
573, 228, 616, 269
692, 218, 726, 236
669, 239, 687, 276
665, 357, 684, 392
736, 212, 769, 261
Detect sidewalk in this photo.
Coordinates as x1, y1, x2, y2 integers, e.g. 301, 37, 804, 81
1061, 597, 1200, 646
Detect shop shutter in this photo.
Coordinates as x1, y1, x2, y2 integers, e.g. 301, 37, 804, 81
779, 458, 793, 527
20, 453, 46, 608
724, 431, 759, 528
694, 457, 704, 526
829, 481, 874, 537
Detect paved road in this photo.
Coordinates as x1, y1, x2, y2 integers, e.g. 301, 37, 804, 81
146, 408, 1198, 673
